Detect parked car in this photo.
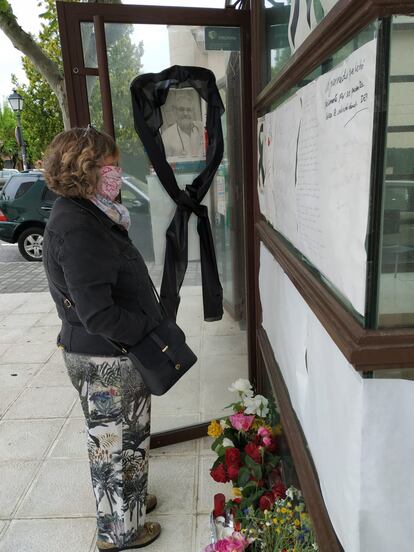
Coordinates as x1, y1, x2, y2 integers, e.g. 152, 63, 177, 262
0, 169, 19, 190
0, 170, 154, 262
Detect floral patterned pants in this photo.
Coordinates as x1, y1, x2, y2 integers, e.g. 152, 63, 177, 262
63, 351, 151, 548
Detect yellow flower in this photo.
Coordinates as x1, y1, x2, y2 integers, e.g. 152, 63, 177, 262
272, 518, 278, 524
294, 519, 301, 527
273, 424, 282, 436
281, 507, 287, 514
207, 420, 223, 438
232, 487, 242, 498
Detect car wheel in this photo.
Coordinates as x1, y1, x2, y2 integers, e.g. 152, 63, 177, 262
17, 227, 44, 262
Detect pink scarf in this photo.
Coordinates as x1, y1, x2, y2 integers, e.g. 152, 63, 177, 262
91, 166, 130, 231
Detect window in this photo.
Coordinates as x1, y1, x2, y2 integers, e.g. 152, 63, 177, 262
42, 187, 58, 202
2, 177, 35, 200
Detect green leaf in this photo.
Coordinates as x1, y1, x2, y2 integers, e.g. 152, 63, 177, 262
241, 481, 257, 497
214, 445, 226, 458
210, 435, 223, 451
252, 463, 262, 481
237, 466, 250, 487
211, 457, 223, 470
245, 455, 259, 469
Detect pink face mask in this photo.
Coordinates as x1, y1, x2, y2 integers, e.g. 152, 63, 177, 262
98, 165, 122, 200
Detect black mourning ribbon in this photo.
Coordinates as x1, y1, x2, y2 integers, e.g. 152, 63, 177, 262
130, 65, 225, 322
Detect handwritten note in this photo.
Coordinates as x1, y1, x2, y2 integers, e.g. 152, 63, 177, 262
258, 39, 378, 315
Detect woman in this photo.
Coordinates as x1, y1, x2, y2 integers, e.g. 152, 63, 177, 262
42, 126, 162, 551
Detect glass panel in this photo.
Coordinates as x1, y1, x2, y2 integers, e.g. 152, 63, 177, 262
2, 177, 35, 201
81, 22, 97, 68
262, 23, 378, 325
263, 0, 341, 86
86, 76, 104, 132
102, 23, 247, 432
374, 368, 414, 381
378, 16, 414, 328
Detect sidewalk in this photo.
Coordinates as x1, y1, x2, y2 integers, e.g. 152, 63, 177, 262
0, 290, 244, 552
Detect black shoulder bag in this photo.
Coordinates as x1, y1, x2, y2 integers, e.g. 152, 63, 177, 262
50, 275, 197, 396
112, 280, 198, 396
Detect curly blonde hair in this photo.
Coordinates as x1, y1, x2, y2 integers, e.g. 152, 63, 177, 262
43, 127, 119, 198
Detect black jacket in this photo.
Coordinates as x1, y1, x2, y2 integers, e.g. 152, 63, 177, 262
43, 196, 162, 355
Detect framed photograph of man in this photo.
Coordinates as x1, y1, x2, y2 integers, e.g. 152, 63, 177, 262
161, 88, 206, 160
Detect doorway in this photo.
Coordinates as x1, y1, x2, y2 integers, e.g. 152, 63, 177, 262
57, 2, 254, 444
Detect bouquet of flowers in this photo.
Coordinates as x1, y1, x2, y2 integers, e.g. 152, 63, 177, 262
204, 379, 318, 552
208, 378, 284, 520
240, 487, 318, 552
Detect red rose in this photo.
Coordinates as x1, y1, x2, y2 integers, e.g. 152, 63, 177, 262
266, 436, 278, 454
234, 521, 241, 532
245, 442, 262, 464
210, 464, 228, 483
225, 447, 241, 467
227, 464, 240, 481
233, 498, 241, 504
259, 491, 275, 511
272, 481, 287, 499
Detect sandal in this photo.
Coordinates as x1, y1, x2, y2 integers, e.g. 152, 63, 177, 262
146, 494, 157, 514
97, 522, 161, 551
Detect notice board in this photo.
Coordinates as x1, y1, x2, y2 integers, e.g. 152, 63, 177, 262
258, 39, 378, 316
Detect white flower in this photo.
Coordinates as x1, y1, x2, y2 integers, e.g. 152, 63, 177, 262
243, 394, 269, 417
286, 487, 295, 500
222, 438, 234, 448
228, 378, 253, 397
220, 419, 228, 430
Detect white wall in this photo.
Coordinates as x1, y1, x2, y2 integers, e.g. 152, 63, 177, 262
259, 244, 414, 552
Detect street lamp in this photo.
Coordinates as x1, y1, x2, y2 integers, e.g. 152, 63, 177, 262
8, 89, 28, 170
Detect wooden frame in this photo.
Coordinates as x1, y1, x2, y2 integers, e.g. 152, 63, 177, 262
56, 1, 256, 442
250, 1, 414, 550
256, 0, 414, 111
251, 0, 414, 375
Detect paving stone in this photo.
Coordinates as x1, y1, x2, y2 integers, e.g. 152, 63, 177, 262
49, 418, 88, 459
0, 518, 96, 552
148, 456, 197, 515
0, 263, 49, 294
0, 419, 64, 460
0, 364, 42, 389
4, 386, 77, 420
29, 361, 72, 388
195, 514, 212, 552
0, 342, 56, 364
139, 514, 194, 552
0, 460, 40, 517
16, 459, 95, 518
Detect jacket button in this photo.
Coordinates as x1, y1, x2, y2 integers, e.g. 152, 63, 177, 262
63, 298, 72, 308
175, 363, 181, 370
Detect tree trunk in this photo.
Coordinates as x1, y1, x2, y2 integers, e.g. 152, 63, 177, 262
0, 0, 123, 128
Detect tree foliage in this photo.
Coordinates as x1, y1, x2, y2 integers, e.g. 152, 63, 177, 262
88, 23, 144, 160
11, 0, 72, 164
0, 0, 130, 166
0, 103, 19, 167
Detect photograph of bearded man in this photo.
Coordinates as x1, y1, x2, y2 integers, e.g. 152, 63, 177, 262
162, 90, 204, 158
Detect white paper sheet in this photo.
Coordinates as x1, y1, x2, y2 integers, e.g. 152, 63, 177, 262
259, 39, 377, 315
259, 244, 414, 551
288, 0, 340, 53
